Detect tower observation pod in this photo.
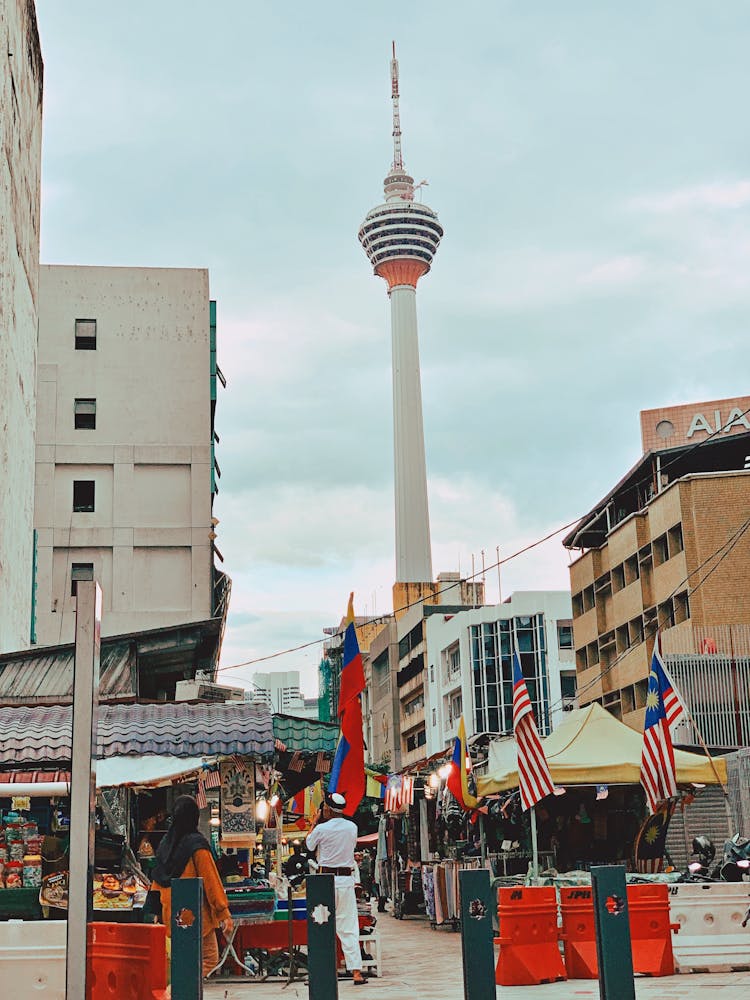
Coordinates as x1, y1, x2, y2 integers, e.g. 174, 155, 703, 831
358, 43, 443, 584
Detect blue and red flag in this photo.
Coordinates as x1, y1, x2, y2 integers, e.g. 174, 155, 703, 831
327, 594, 366, 816
447, 716, 479, 810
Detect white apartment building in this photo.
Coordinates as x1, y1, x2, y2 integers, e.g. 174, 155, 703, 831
0, 1, 43, 652
252, 670, 316, 717
422, 591, 575, 758
33, 265, 223, 645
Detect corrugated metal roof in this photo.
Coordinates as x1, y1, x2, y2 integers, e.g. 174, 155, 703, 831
0, 640, 136, 703
273, 713, 340, 753
0, 702, 274, 765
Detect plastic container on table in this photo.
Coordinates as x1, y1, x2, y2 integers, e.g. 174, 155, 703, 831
5, 861, 23, 889
23, 855, 42, 888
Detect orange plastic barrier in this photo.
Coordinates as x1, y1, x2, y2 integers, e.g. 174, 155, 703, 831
627, 883, 677, 977
559, 886, 598, 978
494, 886, 566, 986
87, 922, 168, 999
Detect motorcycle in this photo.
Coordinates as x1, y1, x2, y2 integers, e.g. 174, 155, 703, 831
717, 833, 750, 882
684, 833, 750, 882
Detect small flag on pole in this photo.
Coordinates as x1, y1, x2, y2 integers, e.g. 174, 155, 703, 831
512, 649, 554, 811
640, 635, 685, 813
446, 717, 479, 810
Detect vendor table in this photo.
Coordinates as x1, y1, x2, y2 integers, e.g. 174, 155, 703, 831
208, 913, 375, 979
0, 888, 42, 921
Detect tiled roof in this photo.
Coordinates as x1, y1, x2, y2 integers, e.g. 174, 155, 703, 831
272, 713, 340, 753
0, 702, 274, 765
0, 640, 135, 703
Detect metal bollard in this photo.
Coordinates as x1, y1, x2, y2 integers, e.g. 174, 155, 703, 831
171, 877, 204, 1000
591, 864, 635, 1000
458, 868, 496, 1000
307, 874, 339, 1000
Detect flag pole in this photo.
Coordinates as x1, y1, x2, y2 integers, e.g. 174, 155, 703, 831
530, 805, 539, 884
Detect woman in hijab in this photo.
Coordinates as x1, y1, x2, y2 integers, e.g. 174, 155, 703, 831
152, 794, 233, 978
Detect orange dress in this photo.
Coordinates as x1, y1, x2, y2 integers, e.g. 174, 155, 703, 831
153, 848, 231, 938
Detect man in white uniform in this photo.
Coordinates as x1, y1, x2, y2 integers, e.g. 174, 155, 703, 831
306, 791, 366, 986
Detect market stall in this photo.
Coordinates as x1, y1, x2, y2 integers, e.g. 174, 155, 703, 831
475, 702, 729, 874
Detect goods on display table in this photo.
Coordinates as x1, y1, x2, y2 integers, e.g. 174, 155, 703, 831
0, 812, 43, 890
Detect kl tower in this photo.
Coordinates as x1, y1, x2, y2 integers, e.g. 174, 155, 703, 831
358, 43, 443, 593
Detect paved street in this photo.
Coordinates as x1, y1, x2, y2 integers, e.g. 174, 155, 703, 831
204, 907, 750, 999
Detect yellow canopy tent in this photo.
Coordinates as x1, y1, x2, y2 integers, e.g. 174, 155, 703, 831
476, 702, 727, 796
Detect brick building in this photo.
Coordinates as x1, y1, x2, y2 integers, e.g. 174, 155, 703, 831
564, 423, 750, 748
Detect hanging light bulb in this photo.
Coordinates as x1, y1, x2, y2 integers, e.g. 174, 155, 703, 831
429, 772, 440, 789
256, 798, 269, 822
438, 764, 451, 780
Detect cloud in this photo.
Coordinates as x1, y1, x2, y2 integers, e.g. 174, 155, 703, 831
577, 255, 647, 287
629, 180, 750, 214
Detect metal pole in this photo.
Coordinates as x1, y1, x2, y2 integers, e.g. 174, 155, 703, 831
307, 874, 338, 1000
66, 580, 102, 1000
171, 877, 204, 1000
529, 805, 539, 883
458, 868, 495, 1000
591, 864, 635, 1000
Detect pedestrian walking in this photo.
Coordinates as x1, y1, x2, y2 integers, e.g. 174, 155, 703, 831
151, 794, 234, 979
306, 791, 367, 985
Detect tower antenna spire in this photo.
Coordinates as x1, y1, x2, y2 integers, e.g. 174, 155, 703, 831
390, 41, 404, 172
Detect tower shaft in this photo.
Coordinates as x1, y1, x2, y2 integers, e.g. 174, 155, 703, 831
390, 284, 433, 582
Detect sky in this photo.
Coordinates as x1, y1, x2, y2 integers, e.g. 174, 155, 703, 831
37, 2, 750, 696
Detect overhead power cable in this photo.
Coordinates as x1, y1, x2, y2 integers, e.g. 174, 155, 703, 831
217, 516, 581, 675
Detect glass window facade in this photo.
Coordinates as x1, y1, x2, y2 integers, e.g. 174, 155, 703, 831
470, 615, 550, 736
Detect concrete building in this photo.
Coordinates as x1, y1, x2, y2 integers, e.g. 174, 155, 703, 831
33, 265, 227, 645
0, 0, 43, 652
423, 591, 575, 759
251, 670, 317, 717
358, 45, 443, 589
564, 404, 750, 747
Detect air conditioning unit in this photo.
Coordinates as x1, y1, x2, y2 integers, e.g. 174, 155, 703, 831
175, 679, 246, 703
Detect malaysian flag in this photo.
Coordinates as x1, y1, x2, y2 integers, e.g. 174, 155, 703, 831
640, 637, 685, 813
512, 649, 554, 811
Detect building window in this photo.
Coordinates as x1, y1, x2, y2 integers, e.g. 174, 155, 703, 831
75, 319, 97, 350
449, 691, 463, 727
70, 562, 94, 596
668, 523, 684, 558
74, 398, 96, 429
73, 480, 95, 512
405, 728, 426, 753
470, 616, 550, 737
653, 533, 669, 566
432, 708, 436, 727
557, 623, 573, 649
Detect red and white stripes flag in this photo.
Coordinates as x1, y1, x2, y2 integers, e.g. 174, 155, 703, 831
640, 636, 686, 812
195, 776, 207, 810
512, 649, 554, 811
204, 769, 221, 789
384, 775, 402, 812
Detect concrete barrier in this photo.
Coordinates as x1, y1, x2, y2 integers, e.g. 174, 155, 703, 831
669, 882, 750, 973
0, 919, 66, 997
